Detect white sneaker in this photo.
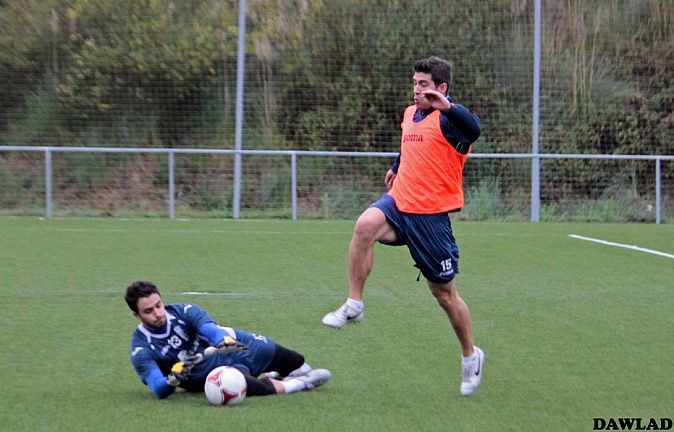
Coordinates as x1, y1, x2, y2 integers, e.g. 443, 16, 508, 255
460, 346, 485, 396
298, 368, 332, 390
287, 362, 312, 378
322, 303, 364, 329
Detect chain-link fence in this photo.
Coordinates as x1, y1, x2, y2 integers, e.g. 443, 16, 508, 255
1, 0, 672, 222
1, 146, 672, 222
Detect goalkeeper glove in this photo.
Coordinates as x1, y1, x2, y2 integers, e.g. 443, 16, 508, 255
206, 335, 249, 355
166, 361, 191, 387
166, 353, 203, 387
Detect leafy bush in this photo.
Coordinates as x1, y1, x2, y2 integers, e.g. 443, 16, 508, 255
463, 179, 506, 221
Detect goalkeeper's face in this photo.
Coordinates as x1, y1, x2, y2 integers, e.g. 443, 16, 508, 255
134, 293, 167, 329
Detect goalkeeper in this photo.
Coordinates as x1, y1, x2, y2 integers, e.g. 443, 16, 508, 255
124, 281, 331, 399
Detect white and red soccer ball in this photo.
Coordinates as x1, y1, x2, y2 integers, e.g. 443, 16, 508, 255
204, 366, 247, 406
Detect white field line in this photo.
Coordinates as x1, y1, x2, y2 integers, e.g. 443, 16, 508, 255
178, 291, 260, 297
569, 234, 674, 260
0, 227, 348, 235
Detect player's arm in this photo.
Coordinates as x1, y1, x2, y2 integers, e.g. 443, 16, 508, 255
198, 322, 249, 353
390, 153, 400, 174
182, 304, 248, 352
132, 345, 189, 399
441, 99, 481, 153
144, 366, 177, 399
199, 321, 231, 344
385, 154, 400, 189
181, 303, 229, 345
145, 358, 203, 399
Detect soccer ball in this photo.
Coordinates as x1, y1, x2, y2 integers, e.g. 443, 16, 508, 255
204, 366, 247, 406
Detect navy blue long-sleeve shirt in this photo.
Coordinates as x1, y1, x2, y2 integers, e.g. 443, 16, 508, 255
391, 96, 481, 173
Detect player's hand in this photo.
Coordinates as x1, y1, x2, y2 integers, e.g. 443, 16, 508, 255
420, 89, 451, 111
206, 335, 250, 355
216, 335, 249, 353
166, 361, 193, 387
385, 169, 396, 189
183, 353, 204, 367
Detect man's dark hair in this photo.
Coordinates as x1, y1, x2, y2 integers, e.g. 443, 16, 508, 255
125, 281, 160, 313
414, 56, 453, 94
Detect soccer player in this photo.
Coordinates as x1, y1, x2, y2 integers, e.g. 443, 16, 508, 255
125, 281, 331, 399
322, 56, 485, 396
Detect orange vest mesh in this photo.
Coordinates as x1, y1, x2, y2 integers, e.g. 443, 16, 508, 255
389, 105, 469, 214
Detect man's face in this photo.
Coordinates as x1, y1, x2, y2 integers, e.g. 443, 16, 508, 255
134, 293, 167, 329
412, 71, 445, 110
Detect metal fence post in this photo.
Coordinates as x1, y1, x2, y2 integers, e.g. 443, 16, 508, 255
655, 158, 661, 224
169, 150, 175, 219
232, 0, 247, 219
531, 0, 542, 222
291, 151, 297, 220
45, 148, 53, 218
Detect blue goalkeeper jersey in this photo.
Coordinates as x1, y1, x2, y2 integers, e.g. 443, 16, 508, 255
129, 303, 277, 393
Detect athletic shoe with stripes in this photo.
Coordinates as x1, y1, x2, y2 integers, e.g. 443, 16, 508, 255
298, 368, 332, 391
321, 303, 364, 329
287, 362, 312, 378
460, 346, 485, 396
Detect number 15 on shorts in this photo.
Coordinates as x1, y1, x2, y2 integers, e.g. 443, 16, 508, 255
440, 259, 453, 272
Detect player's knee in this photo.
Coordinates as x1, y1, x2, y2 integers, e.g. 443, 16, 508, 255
432, 289, 451, 307
353, 218, 379, 243
430, 283, 458, 307
353, 209, 387, 243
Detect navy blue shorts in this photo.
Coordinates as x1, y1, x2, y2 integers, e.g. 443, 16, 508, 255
371, 194, 459, 284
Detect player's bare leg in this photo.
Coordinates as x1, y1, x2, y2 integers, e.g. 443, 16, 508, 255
270, 369, 332, 394
347, 207, 396, 300
322, 207, 395, 328
428, 280, 474, 355
428, 280, 484, 396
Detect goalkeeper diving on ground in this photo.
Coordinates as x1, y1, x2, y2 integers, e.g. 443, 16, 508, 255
124, 281, 331, 399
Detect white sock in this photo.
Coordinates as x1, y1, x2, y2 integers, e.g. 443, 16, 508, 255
346, 298, 363, 313
282, 377, 307, 394
462, 347, 478, 364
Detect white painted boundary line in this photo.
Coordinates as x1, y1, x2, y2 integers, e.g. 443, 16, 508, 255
569, 234, 674, 260
0, 227, 349, 235
179, 292, 253, 296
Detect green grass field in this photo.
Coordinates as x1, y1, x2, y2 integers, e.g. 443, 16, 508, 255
1, 217, 672, 431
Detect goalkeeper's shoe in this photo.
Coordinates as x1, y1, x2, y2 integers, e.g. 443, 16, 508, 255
321, 303, 364, 329
460, 346, 485, 396
264, 363, 312, 381
298, 368, 332, 391
287, 363, 312, 378
262, 371, 281, 380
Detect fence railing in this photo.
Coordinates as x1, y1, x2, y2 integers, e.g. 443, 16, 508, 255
1, 146, 672, 223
